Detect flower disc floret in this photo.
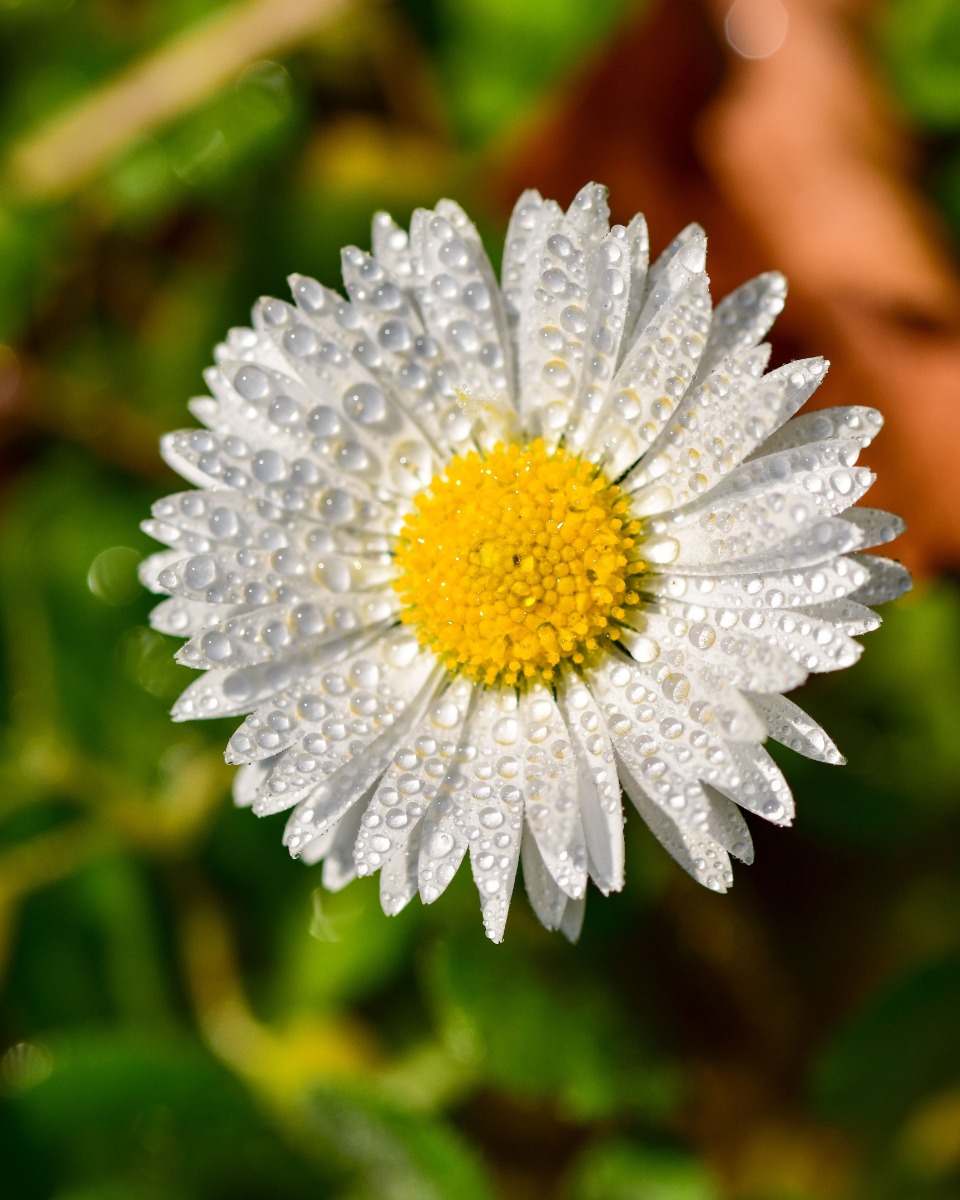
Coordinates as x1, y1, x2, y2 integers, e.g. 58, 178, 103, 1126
393, 440, 642, 686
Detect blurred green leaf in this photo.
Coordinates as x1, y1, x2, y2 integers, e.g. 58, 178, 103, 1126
812, 954, 960, 1139
931, 149, 960, 242
878, 0, 960, 129
786, 587, 960, 847
406, 0, 635, 144
3, 857, 173, 1032
565, 1140, 718, 1200
424, 930, 680, 1121
0, 449, 211, 770
43, 1184, 185, 1200
272, 875, 420, 1013
303, 1081, 496, 1200
2, 1030, 324, 1200
99, 58, 299, 221
0, 203, 67, 341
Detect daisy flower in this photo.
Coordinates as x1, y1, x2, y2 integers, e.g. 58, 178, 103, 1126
141, 184, 910, 942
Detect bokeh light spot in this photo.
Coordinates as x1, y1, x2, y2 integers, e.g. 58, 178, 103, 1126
725, 0, 789, 59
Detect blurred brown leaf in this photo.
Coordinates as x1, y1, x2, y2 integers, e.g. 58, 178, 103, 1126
497, 0, 960, 574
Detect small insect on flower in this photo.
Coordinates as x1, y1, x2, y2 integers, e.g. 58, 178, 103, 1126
141, 184, 910, 942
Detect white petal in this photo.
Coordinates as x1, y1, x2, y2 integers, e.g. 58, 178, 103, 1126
661, 502, 864, 576
224, 650, 423, 769
284, 764, 383, 858
455, 689, 526, 943
412, 682, 521, 909
212, 322, 288, 376
170, 629, 369, 724
516, 687, 587, 900
721, 744, 794, 825
590, 658, 763, 832
706, 436, 873, 519
559, 893, 586, 943
160, 424, 404, 529
701, 785, 754, 863
249, 294, 445, 491
213, 356, 357, 463
759, 608, 865, 674
139, 547, 186, 594
149, 596, 224, 637
846, 554, 912, 606
233, 760, 273, 808
502, 190, 563, 373
633, 601, 862, 678
318, 798, 367, 890
226, 687, 327, 765
416, 797, 469, 906
587, 275, 710, 478
353, 677, 473, 878
618, 212, 650, 353
620, 610, 807, 694
160, 542, 392, 609
557, 679, 625, 895
379, 821, 424, 916
754, 405, 883, 457
515, 210, 590, 441
797, 598, 881, 636
632, 356, 831, 510
296, 818, 339, 866
563, 228, 634, 452
520, 827, 568, 930
176, 594, 398, 671
339, 245, 493, 455
696, 272, 787, 380
618, 760, 733, 892
749, 692, 845, 765
621, 346, 772, 502
409, 202, 513, 407
254, 646, 439, 813
564, 182, 611, 249
640, 555, 872, 610
841, 508, 906, 550
632, 224, 707, 336
599, 646, 766, 743
415, 687, 526, 922
371, 211, 417, 283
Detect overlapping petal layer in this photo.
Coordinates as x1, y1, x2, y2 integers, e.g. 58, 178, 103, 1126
143, 184, 909, 941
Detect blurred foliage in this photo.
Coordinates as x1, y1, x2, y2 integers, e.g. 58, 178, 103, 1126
0, 1, 959, 1199
878, 0, 960, 130
878, 0, 960, 240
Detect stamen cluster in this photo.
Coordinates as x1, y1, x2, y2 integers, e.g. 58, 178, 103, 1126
393, 440, 642, 686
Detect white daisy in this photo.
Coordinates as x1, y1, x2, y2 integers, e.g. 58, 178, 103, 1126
141, 183, 910, 942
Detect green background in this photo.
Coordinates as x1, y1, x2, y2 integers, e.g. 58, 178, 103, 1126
1, 1, 959, 1197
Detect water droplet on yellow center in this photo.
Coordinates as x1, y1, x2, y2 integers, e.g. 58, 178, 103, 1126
393, 440, 644, 686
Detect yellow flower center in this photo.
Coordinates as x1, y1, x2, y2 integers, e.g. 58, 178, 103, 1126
393, 440, 642, 687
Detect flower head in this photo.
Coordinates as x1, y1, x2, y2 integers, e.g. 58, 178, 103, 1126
142, 184, 910, 941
